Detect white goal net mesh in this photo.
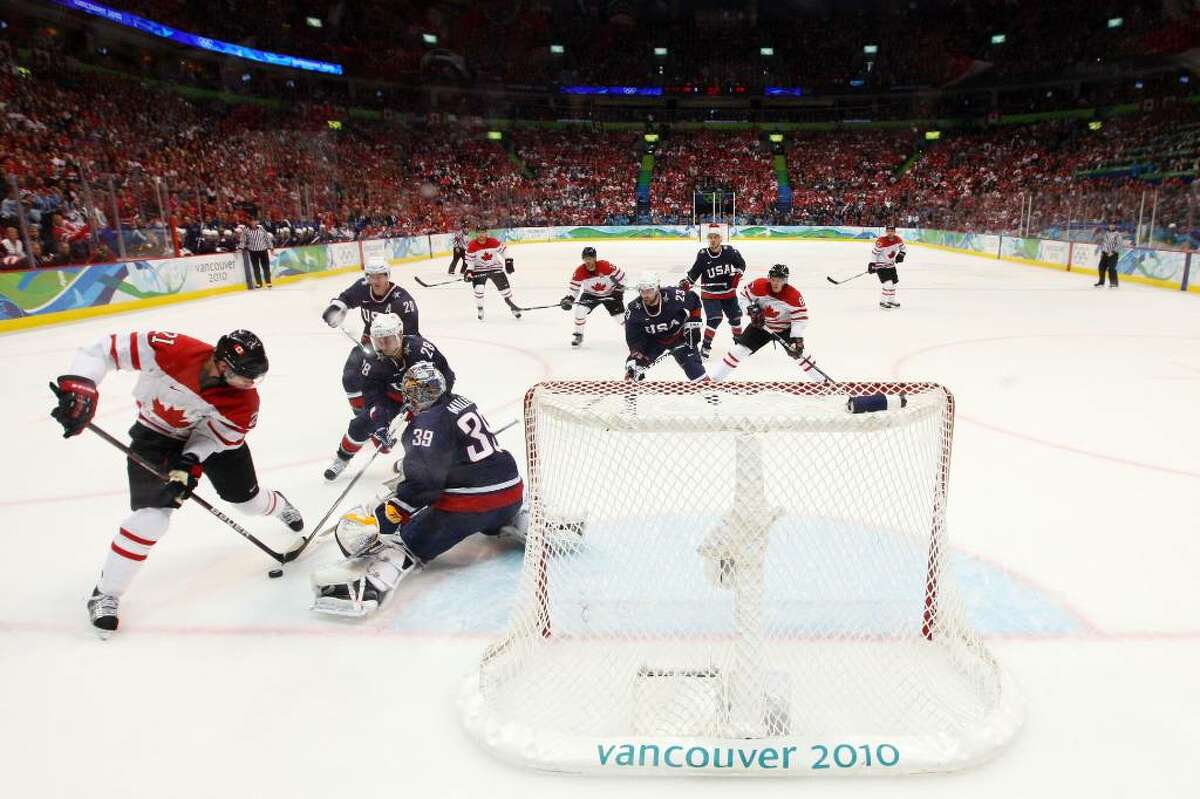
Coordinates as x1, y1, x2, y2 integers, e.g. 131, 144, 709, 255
460, 380, 1020, 776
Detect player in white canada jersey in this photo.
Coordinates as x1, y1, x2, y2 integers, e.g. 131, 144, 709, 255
465, 225, 522, 320
870, 223, 907, 309
49, 330, 304, 637
709, 264, 825, 382
559, 246, 625, 347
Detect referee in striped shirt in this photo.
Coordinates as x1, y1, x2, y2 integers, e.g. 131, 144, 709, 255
1095, 222, 1123, 288
240, 219, 275, 289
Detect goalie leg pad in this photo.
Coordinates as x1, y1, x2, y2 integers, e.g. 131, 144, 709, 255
311, 536, 422, 618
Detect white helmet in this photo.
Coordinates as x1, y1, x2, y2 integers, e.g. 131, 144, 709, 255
706, 223, 723, 240
635, 272, 659, 292
364, 257, 389, 276
370, 313, 404, 350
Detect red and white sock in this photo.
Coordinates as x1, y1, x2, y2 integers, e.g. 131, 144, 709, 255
881, 281, 896, 305
709, 344, 751, 381
98, 508, 172, 596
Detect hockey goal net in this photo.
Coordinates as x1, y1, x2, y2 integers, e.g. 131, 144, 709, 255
460, 380, 1020, 776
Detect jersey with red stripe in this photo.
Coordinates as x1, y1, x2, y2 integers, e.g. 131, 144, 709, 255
465, 237, 507, 274
871, 233, 906, 266
738, 278, 809, 337
388, 394, 522, 517
68, 331, 259, 460
569, 260, 624, 299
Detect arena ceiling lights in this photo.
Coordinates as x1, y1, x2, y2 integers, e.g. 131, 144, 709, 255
50, 0, 343, 74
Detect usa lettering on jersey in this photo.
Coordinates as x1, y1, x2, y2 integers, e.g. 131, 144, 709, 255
330, 279, 420, 341
686, 245, 746, 299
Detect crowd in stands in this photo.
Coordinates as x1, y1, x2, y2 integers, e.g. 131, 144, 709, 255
648, 132, 777, 224
4, 47, 1200, 270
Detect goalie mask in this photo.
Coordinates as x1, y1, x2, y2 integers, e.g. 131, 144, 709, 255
401, 362, 448, 414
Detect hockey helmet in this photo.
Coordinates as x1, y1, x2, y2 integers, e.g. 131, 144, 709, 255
581, 246, 597, 260
215, 330, 269, 382
364, 257, 390, 276
635, 272, 659, 292
706, 224, 723, 240
768, 263, 789, 281
370, 313, 404, 354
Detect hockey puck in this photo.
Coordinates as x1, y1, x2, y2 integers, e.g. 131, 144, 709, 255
268, 568, 284, 579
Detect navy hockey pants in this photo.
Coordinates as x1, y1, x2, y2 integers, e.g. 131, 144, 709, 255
387, 500, 523, 562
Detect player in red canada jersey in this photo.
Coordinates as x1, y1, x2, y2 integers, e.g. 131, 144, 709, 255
50, 330, 304, 637
464, 225, 522, 320
870, 223, 907, 309
558, 246, 626, 347
709, 264, 826, 382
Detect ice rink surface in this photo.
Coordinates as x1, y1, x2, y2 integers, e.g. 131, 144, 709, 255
2, 239, 1198, 798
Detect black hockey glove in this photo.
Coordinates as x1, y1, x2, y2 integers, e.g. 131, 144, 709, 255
684, 321, 702, 350
678, 278, 693, 292
50, 375, 99, 438
371, 425, 397, 453
321, 304, 346, 328
747, 302, 765, 328
895, 251, 906, 263
504, 258, 515, 274
786, 337, 805, 359
559, 295, 575, 311
160, 452, 202, 508
463, 269, 475, 283
867, 263, 879, 274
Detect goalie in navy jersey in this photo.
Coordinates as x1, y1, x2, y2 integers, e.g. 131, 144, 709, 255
311, 363, 525, 617
322, 313, 455, 482
680, 224, 747, 359
623, 273, 708, 382
321, 257, 420, 411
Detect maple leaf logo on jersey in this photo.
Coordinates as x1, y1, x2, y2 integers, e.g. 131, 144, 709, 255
152, 397, 191, 429
481, 252, 493, 260
592, 282, 607, 292
762, 306, 781, 319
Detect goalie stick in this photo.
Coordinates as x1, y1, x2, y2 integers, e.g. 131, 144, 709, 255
297, 417, 522, 555
62, 410, 296, 565
826, 269, 870, 285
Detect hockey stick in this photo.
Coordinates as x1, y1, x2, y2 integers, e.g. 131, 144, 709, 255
767, 332, 837, 382
826, 269, 870, 285
290, 416, 520, 559
514, 302, 565, 312
414, 275, 465, 288
337, 324, 372, 354
70, 413, 292, 565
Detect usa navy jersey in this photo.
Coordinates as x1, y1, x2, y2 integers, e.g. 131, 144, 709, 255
625, 286, 702, 354
330, 279, 420, 343
391, 394, 522, 516
685, 245, 746, 299
361, 334, 455, 411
